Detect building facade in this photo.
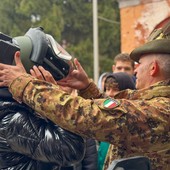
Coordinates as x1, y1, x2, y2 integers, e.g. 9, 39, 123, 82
117, 0, 170, 53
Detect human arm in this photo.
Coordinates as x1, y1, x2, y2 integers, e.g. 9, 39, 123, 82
6, 71, 170, 145
0, 52, 86, 166
30, 57, 104, 100
0, 52, 169, 146
57, 58, 91, 90
0, 51, 102, 99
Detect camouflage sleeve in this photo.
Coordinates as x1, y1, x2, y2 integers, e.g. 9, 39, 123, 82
78, 80, 107, 99
9, 74, 35, 103
9, 75, 169, 147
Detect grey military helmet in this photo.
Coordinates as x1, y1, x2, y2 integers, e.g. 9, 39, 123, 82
0, 27, 72, 80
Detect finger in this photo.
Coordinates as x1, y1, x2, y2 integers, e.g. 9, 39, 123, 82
0, 78, 8, 87
38, 66, 51, 77
0, 63, 8, 70
38, 66, 57, 85
68, 60, 75, 72
0, 81, 5, 87
45, 75, 57, 85
0, 73, 4, 82
38, 66, 51, 80
30, 69, 36, 77
32, 66, 44, 80
74, 58, 84, 72
57, 81, 69, 86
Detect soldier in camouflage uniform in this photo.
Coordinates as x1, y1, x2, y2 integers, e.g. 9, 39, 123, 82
0, 23, 170, 170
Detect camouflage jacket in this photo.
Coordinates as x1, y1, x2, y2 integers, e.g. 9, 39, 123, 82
9, 75, 170, 170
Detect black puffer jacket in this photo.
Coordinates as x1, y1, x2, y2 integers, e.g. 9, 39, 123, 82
0, 88, 85, 170
61, 138, 98, 170
74, 138, 98, 170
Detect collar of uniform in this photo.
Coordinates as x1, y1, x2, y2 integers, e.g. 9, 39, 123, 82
115, 79, 170, 100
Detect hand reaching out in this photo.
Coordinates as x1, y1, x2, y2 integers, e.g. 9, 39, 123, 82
0, 51, 91, 92
30, 65, 79, 95
57, 58, 90, 90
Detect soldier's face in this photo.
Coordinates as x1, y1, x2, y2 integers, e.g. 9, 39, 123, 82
134, 55, 152, 89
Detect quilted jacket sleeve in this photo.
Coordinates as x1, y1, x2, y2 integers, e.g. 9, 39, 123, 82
81, 138, 98, 170
0, 101, 85, 167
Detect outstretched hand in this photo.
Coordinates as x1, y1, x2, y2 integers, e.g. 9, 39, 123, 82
57, 58, 90, 90
0, 51, 26, 87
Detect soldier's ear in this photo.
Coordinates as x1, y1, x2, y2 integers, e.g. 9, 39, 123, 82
150, 60, 159, 76
134, 62, 139, 70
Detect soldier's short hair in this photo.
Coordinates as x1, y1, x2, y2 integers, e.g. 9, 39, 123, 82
154, 53, 170, 79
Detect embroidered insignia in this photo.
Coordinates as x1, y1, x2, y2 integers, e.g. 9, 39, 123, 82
103, 98, 119, 109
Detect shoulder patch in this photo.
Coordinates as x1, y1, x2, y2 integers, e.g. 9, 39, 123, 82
103, 98, 120, 109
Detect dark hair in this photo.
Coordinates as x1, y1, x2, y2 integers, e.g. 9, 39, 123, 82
114, 53, 135, 69
104, 72, 136, 91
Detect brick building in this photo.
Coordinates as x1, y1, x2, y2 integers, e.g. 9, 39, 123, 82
117, 0, 170, 53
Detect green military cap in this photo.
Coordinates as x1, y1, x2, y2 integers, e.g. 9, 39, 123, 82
130, 21, 170, 62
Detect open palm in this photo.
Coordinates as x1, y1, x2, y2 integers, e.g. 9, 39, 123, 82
57, 58, 90, 90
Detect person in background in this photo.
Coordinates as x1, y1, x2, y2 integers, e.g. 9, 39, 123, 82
30, 66, 98, 170
0, 58, 85, 170
112, 53, 136, 83
104, 72, 135, 97
0, 21, 170, 170
98, 72, 136, 170
112, 53, 135, 76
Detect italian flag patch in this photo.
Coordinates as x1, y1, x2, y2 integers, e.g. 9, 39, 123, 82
103, 98, 119, 109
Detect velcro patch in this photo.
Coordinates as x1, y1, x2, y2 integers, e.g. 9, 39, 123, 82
103, 98, 120, 109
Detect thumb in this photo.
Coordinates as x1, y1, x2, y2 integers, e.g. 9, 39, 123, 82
74, 58, 84, 72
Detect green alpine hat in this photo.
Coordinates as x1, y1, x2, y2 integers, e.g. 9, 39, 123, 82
130, 21, 170, 62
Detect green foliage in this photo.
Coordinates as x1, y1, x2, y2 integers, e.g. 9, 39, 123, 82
67, 38, 94, 79
0, 0, 63, 38
0, 0, 120, 79
98, 0, 120, 74
61, 0, 93, 43
0, 0, 23, 35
